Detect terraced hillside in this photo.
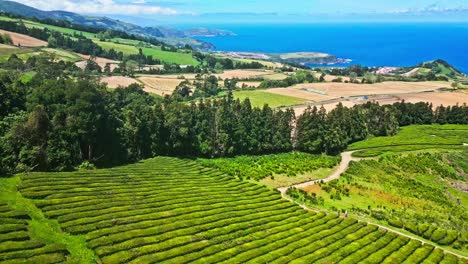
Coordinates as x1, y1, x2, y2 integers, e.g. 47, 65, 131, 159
1, 157, 466, 263
0, 203, 69, 263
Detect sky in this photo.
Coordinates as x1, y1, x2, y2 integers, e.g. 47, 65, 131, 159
9, 0, 468, 24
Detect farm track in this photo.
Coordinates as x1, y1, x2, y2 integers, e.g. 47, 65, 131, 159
1, 156, 466, 263
286, 88, 450, 110
278, 151, 468, 260
278, 151, 361, 194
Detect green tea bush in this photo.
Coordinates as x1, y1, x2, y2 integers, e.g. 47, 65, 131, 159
198, 152, 340, 181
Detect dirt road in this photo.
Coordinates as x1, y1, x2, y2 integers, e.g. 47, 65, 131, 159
278, 151, 359, 194
277, 151, 468, 259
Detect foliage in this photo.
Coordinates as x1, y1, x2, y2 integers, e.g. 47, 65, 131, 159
349, 124, 468, 157
297, 101, 468, 155
258, 70, 321, 88
1, 157, 463, 263
0, 57, 297, 174
310, 151, 468, 251
198, 152, 340, 181
286, 187, 324, 206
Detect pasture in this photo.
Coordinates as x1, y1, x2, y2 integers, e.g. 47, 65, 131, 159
233, 90, 308, 108
95, 41, 199, 66
1, 157, 466, 263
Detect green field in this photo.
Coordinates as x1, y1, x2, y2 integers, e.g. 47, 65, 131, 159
0, 47, 35, 62
348, 124, 468, 157
1, 157, 464, 263
198, 152, 340, 188
42, 48, 82, 62
298, 151, 468, 254
0, 15, 200, 66
233, 90, 308, 108
95, 41, 199, 66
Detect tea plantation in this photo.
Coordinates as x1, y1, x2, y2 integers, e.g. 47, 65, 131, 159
1, 157, 466, 263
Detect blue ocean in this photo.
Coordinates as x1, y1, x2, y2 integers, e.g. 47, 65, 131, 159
196, 23, 468, 73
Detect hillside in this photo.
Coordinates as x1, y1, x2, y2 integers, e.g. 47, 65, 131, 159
1, 157, 466, 263
396, 59, 464, 81
220, 51, 348, 65
0, 0, 233, 49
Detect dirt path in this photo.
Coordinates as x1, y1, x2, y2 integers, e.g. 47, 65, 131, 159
277, 151, 468, 259
278, 151, 360, 194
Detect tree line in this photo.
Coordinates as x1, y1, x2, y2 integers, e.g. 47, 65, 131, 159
1, 56, 467, 176
296, 101, 467, 155
0, 57, 292, 175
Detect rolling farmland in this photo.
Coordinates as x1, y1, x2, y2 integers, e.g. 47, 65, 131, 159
1, 157, 466, 263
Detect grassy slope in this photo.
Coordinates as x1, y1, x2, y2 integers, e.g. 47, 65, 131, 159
0, 15, 199, 66
301, 151, 468, 254
0, 176, 96, 263
198, 152, 340, 187
348, 124, 468, 157
95, 40, 199, 66
1, 157, 465, 263
233, 90, 308, 108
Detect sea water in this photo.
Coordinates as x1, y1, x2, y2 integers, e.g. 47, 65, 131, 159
196, 23, 468, 73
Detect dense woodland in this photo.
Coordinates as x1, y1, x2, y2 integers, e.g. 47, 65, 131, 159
1, 55, 467, 176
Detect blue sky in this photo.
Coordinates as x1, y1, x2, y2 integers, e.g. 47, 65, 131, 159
12, 0, 468, 24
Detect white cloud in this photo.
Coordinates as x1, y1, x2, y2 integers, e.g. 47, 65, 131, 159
12, 0, 182, 15
390, 4, 468, 14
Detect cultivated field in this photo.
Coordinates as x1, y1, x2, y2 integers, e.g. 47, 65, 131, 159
95, 41, 199, 66
233, 90, 308, 108
137, 76, 185, 96
1, 157, 465, 263
348, 124, 468, 157
264, 81, 467, 115
101, 76, 140, 89
76, 54, 119, 71
214, 69, 287, 80
0, 202, 70, 263
0, 29, 47, 47
282, 81, 451, 98
299, 149, 468, 253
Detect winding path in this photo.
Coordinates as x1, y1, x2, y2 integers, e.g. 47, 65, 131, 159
278, 151, 361, 195
277, 150, 468, 260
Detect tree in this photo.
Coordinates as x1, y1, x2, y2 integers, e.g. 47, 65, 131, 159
126, 60, 138, 76
47, 36, 58, 48
104, 63, 112, 76
171, 80, 192, 101
84, 58, 101, 73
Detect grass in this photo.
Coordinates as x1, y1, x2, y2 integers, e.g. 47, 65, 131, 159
19, 71, 36, 84
233, 90, 308, 108
197, 152, 340, 184
0, 46, 82, 64
348, 124, 468, 157
21, 19, 96, 39
42, 48, 82, 62
0, 176, 96, 263
260, 167, 335, 189
1, 156, 463, 263
95, 41, 199, 66
0, 47, 34, 62
300, 150, 468, 254
0, 15, 200, 66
